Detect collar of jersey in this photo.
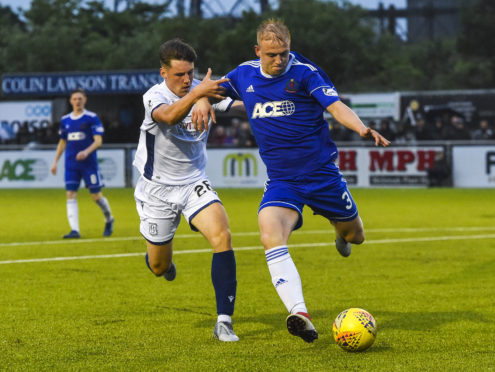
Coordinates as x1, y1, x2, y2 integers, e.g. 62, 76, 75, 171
259, 53, 295, 79
69, 110, 87, 120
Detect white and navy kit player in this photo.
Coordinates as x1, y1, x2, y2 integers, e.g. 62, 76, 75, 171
133, 79, 233, 245
59, 110, 105, 193
221, 51, 358, 229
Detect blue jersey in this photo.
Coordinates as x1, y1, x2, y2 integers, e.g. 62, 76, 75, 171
59, 110, 104, 168
222, 52, 340, 180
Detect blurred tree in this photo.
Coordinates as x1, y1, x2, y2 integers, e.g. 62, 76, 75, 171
0, 0, 492, 92
456, 0, 495, 86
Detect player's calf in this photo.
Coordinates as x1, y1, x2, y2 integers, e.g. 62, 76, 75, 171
145, 253, 176, 281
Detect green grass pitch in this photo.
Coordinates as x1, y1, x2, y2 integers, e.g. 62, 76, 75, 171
0, 188, 494, 371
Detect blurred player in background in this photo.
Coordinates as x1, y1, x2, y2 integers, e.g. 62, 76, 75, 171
51, 88, 114, 239
212, 19, 390, 343
133, 39, 242, 342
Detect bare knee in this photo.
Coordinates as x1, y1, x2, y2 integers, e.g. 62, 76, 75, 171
260, 231, 285, 249
148, 259, 170, 276
91, 192, 103, 202
346, 230, 365, 245
210, 228, 232, 252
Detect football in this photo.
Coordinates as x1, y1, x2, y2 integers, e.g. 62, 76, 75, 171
333, 308, 377, 351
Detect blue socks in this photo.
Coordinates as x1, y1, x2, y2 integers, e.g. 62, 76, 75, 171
211, 250, 237, 316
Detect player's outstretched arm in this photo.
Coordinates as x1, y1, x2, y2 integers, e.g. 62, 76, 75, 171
51, 139, 67, 175
192, 68, 230, 100
327, 101, 391, 147
153, 68, 229, 127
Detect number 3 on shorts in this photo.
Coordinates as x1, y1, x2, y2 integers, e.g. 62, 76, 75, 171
342, 191, 353, 210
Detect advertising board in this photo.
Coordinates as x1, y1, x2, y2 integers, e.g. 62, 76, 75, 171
0, 149, 125, 188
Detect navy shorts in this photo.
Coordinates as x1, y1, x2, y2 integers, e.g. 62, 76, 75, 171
258, 162, 358, 230
65, 163, 103, 193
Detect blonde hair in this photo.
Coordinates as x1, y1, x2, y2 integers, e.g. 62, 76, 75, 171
256, 18, 291, 46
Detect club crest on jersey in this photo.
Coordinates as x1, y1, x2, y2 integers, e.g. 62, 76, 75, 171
251, 100, 295, 119
284, 79, 298, 93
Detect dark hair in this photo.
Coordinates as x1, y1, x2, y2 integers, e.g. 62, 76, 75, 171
70, 88, 86, 97
159, 38, 197, 67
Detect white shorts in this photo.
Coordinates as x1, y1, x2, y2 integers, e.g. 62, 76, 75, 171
134, 175, 221, 245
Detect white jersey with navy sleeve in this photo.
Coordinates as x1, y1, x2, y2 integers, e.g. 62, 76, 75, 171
221, 52, 340, 181
133, 79, 233, 185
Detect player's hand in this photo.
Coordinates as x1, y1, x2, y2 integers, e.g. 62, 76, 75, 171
191, 98, 215, 132
360, 127, 391, 147
193, 68, 229, 100
50, 163, 57, 175
76, 150, 88, 161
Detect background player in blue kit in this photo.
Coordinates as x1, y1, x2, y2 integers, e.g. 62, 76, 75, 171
212, 19, 391, 343
51, 89, 114, 239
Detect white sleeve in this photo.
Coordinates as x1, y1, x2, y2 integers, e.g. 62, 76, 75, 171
141, 88, 173, 130
212, 97, 234, 112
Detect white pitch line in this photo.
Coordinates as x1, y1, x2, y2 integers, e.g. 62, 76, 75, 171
2, 226, 495, 248
1, 233, 494, 265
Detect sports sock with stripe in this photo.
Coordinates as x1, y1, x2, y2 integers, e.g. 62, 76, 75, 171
265, 245, 308, 314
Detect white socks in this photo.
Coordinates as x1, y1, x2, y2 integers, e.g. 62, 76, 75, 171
66, 199, 79, 232
96, 196, 113, 222
217, 314, 232, 323
265, 245, 307, 314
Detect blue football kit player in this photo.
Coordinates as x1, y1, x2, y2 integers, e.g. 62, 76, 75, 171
51, 89, 114, 239
215, 19, 390, 342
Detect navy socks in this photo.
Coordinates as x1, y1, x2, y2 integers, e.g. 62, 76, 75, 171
211, 250, 237, 316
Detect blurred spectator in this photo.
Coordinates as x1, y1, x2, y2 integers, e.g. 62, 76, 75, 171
16, 122, 31, 145
0, 122, 15, 144
237, 121, 256, 147
401, 99, 423, 127
222, 126, 236, 147
426, 151, 451, 187
412, 118, 432, 140
430, 119, 447, 140
394, 120, 415, 143
38, 125, 59, 144
230, 118, 242, 139
209, 125, 227, 146
379, 119, 396, 141
445, 115, 470, 140
330, 121, 352, 142
472, 119, 494, 140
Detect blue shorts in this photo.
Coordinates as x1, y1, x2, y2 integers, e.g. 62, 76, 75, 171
258, 162, 358, 230
65, 163, 104, 193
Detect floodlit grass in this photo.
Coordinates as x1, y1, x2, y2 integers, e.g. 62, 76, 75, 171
1, 188, 494, 371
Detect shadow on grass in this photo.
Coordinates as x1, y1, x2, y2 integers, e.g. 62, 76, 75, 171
426, 259, 495, 284
375, 310, 490, 331
156, 305, 212, 317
